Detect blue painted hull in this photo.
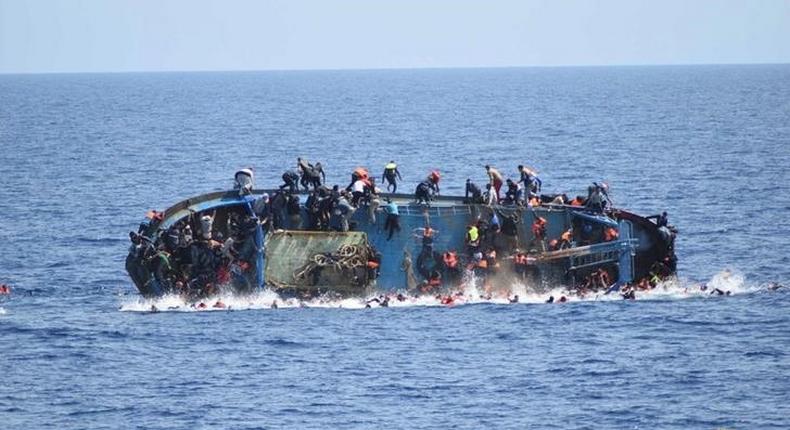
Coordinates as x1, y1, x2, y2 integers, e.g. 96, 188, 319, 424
126, 189, 675, 298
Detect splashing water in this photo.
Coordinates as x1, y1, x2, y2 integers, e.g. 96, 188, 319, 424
118, 269, 773, 313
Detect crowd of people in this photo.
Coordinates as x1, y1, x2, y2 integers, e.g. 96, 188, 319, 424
130, 157, 674, 301
129, 208, 260, 299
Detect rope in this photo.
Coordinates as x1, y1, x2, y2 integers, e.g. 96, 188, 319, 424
293, 244, 369, 281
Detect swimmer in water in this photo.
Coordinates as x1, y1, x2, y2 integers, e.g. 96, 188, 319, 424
546, 296, 554, 303
509, 295, 519, 303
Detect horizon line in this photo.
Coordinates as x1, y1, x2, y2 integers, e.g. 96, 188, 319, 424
1, 61, 789, 76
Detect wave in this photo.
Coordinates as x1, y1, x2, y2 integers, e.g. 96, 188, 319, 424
118, 269, 781, 313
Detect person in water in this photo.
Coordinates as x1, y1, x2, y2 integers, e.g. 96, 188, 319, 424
381, 161, 403, 193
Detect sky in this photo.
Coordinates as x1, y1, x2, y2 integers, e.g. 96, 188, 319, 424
0, 0, 789, 74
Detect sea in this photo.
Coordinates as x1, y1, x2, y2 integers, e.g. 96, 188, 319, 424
1, 65, 788, 429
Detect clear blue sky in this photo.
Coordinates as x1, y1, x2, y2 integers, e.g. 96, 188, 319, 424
1, 0, 788, 73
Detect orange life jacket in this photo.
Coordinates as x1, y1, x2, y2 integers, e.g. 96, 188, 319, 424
354, 167, 369, 180
604, 227, 619, 241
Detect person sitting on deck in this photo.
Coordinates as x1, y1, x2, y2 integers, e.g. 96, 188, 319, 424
559, 228, 573, 249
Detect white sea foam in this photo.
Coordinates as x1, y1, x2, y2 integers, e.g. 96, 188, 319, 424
118, 268, 765, 313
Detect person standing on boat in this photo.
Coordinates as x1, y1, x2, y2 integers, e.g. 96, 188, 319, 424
518, 165, 542, 195
382, 160, 403, 193
485, 165, 504, 200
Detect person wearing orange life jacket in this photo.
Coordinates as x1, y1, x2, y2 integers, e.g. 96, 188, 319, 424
427, 170, 440, 194
569, 195, 585, 207
531, 216, 548, 251
603, 227, 619, 242
347, 167, 369, 192
367, 251, 382, 280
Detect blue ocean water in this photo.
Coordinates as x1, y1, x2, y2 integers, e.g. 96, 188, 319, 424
0, 65, 789, 429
